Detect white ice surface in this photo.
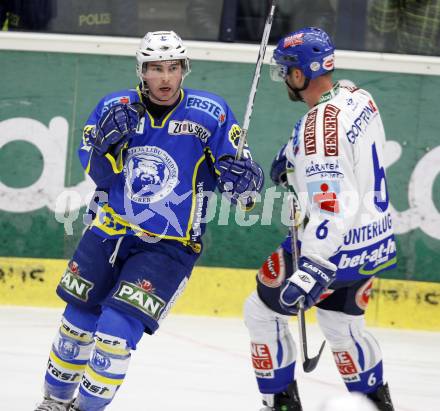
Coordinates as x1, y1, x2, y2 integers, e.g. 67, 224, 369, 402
0, 306, 439, 411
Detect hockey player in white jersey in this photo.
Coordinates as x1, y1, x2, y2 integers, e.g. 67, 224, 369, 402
244, 27, 396, 410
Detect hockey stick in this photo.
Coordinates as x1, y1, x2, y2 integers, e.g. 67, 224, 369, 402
289, 195, 326, 373
235, 0, 277, 159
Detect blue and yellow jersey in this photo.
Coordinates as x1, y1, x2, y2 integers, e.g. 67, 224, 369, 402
79, 86, 245, 248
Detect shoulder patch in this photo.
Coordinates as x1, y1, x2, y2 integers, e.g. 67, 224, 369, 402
186, 94, 226, 125
228, 123, 241, 148
101, 95, 131, 115
323, 104, 340, 156
346, 100, 378, 144
304, 109, 318, 155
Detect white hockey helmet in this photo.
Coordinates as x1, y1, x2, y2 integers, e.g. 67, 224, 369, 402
136, 31, 191, 90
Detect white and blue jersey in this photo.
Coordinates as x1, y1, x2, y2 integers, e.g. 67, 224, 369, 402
282, 82, 396, 282
79, 86, 245, 249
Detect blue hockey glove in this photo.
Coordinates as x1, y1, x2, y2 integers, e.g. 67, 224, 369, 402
92, 103, 143, 156
217, 156, 264, 209
270, 144, 289, 188
279, 256, 336, 314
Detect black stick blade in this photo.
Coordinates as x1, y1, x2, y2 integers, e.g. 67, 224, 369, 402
303, 340, 326, 373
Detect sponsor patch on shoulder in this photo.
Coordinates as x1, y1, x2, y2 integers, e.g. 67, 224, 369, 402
346, 100, 378, 144
323, 104, 339, 156
186, 94, 226, 125
101, 95, 131, 114
228, 123, 241, 148
304, 108, 318, 155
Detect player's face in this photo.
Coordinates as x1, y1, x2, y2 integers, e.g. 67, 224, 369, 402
286, 68, 305, 102
142, 61, 183, 105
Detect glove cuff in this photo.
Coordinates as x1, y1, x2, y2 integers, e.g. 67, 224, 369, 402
298, 256, 336, 287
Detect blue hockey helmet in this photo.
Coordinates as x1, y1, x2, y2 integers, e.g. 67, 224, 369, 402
270, 27, 335, 82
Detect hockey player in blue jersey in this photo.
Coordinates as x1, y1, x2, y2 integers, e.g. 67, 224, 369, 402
34, 30, 264, 411
243, 28, 396, 410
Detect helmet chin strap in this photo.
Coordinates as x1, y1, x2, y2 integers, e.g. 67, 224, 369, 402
140, 80, 150, 98
285, 77, 310, 102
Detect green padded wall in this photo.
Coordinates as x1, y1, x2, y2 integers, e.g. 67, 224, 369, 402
0, 51, 439, 281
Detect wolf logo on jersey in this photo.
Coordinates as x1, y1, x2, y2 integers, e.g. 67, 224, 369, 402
124, 146, 178, 204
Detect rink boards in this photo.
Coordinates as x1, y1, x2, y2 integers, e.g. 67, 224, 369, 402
1, 48, 440, 284
0, 256, 439, 331
1, 38, 440, 333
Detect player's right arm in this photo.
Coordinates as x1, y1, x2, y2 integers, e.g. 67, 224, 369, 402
196, 92, 264, 210
78, 98, 140, 188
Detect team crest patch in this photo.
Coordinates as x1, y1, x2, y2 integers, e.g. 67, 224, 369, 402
91, 351, 111, 371
124, 146, 178, 204
228, 123, 242, 148
58, 338, 80, 360
81, 125, 94, 151
258, 248, 286, 288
